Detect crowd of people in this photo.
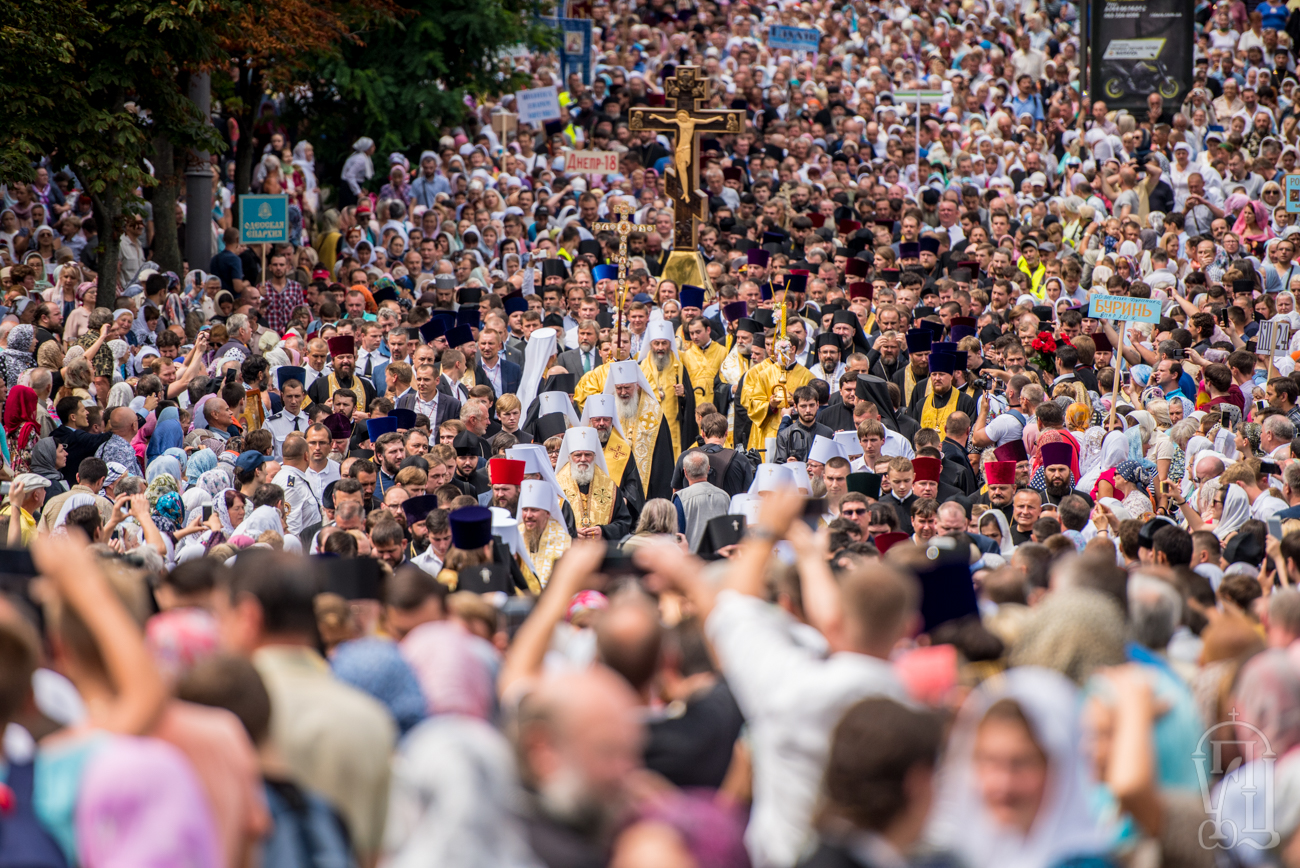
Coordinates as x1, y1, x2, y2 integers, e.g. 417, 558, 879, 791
9, 0, 1300, 865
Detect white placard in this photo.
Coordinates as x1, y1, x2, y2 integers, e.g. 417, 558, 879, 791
516, 86, 562, 125
1257, 320, 1292, 357
565, 150, 620, 174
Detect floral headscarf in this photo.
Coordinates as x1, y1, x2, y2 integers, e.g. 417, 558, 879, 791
147, 474, 184, 533
1241, 422, 1262, 454
0, 325, 35, 387
197, 468, 231, 498
1117, 459, 1155, 488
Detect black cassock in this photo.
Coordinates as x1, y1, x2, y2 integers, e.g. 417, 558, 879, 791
816, 399, 856, 433
645, 365, 697, 501
716, 367, 754, 457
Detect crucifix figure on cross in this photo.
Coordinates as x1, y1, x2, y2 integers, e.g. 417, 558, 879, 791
593, 199, 652, 360
628, 66, 743, 252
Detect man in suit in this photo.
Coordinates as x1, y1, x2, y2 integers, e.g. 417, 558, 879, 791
371, 326, 411, 398
940, 411, 979, 495
354, 322, 390, 391
556, 319, 601, 381
438, 346, 472, 402
473, 329, 521, 399
397, 361, 462, 429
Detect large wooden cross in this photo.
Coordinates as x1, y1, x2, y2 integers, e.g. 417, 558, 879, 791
629, 66, 743, 252
593, 199, 653, 359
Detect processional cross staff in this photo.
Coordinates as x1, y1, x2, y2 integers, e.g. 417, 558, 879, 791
593, 199, 652, 360
628, 66, 743, 253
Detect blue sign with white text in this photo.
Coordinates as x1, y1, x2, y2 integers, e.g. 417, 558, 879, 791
768, 25, 820, 53
1087, 294, 1162, 324
239, 195, 290, 245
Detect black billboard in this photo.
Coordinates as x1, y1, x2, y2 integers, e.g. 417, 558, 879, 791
1089, 0, 1195, 112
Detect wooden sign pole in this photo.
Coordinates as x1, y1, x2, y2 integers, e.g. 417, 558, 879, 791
1107, 319, 1127, 430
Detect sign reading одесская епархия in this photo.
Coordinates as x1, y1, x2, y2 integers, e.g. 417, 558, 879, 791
1087, 294, 1163, 324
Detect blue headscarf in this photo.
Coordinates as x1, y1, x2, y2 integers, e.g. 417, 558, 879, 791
329, 637, 427, 735
146, 455, 183, 484
186, 448, 218, 484
146, 407, 184, 463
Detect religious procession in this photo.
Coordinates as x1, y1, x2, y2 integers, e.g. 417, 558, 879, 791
8, 0, 1300, 864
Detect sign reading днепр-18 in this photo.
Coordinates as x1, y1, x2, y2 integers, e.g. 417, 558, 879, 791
1087, 294, 1163, 324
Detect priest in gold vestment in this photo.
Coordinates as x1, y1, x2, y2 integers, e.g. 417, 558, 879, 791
517, 479, 570, 589
636, 322, 697, 475
554, 427, 634, 540
580, 393, 646, 517
739, 337, 814, 456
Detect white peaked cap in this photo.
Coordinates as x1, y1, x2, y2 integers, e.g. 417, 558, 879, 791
787, 462, 812, 494
580, 393, 624, 437
517, 327, 558, 414
538, 391, 580, 426
605, 359, 656, 399
556, 426, 609, 475
489, 506, 536, 577
834, 430, 864, 458
748, 463, 795, 495
505, 444, 566, 504
808, 435, 847, 465
518, 478, 566, 524
638, 319, 680, 360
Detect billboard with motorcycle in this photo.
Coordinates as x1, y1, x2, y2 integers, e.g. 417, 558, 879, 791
1089, 0, 1194, 112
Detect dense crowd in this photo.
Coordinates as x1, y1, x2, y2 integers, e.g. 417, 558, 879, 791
9, 0, 1300, 866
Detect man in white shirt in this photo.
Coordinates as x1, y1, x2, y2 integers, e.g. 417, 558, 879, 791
355, 322, 387, 385
303, 422, 342, 500
271, 433, 323, 536
303, 338, 332, 390
263, 371, 311, 460
637, 491, 916, 868
972, 380, 1036, 449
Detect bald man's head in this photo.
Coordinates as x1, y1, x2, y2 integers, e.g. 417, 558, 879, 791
594, 590, 663, 696
1195, 455, 1225, 482
515, 667, 643, 826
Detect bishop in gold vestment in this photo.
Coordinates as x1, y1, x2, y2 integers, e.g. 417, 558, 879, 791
739, 354, 814, 455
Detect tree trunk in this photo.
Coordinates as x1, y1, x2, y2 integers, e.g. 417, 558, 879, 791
74, 165, 123, 311
150, 133, 183, 275
233, 64, 258, 196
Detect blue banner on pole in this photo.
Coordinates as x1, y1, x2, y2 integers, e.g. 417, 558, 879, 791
239, 195, 289, 245
547, 17, 593, 86
768, 25, 820, 53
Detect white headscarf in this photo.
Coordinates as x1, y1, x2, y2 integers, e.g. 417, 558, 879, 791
979, 507, 1014, 556
928, 667, 1111, 868
53, 493, 97, 530
1077, 429, 1128, 493
383, 716, 543, 868
233, 504, 283, 539
1215, 484, 1251, 541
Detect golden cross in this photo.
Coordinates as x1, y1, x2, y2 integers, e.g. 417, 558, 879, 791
628, 66, 743, 252
593, 199, 652, 360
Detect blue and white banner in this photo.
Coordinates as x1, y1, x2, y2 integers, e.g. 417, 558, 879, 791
768, 25, 820, 53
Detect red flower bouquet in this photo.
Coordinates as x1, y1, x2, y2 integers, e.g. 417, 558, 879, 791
1029, 331, 1058, 372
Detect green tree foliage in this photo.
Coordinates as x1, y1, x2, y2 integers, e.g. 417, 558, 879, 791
292, 0, 554, 189
0, 0, 229, 303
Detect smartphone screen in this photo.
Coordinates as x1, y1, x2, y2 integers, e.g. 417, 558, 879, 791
202, 505, 213, 521
1269, 517, 1283, 539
